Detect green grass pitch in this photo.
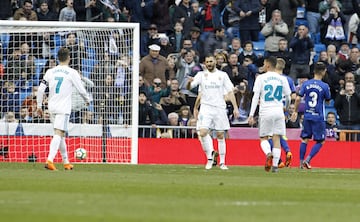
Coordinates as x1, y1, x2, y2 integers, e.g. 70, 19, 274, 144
1, 163, 360, 222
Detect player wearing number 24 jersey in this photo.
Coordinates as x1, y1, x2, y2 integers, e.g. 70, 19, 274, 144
248, 56, 291, 172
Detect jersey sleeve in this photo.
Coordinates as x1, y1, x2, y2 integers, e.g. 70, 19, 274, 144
71, 71, 90, 103
223, 72, 234, 94
190, 71, 202, 89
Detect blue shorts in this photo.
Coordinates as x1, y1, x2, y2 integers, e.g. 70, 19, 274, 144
301, 119, 326, 141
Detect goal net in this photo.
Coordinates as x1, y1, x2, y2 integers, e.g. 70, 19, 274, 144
0, 20, 139, 164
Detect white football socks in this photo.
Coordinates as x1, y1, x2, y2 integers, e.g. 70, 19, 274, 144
59, 138, 70, 164
218, 138, 226, 164
47, 134, 61, 162
200, 134, 214, 159
260, 140, 271, 156
272, 148, 281, 167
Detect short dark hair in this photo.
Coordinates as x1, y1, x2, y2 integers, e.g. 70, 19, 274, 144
265, 56, 277, 68
314, 62, 326, 74
57, 47, 70, 62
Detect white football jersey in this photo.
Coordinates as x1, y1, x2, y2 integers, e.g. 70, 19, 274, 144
42, 65, 89, 114
190, 69, 234, 109
252, 71, 291, 115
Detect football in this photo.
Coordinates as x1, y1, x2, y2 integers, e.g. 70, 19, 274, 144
75, 148, 87, 160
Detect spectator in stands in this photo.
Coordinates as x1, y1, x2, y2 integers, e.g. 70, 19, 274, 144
151, 0, 172, 35
168, 21, 185, 53
0, 0, 15, 20
259, 0, 271, 28
175, 48, 201, 110
139, 44, 170, 88
241, 55, 258, 91
13, 0, 38, 20
337, 41, 351, 61
203, 26, 229, 60
222, 0, 241, 39
334, 80, 360, 138
81, 110, 95, 124
269, 38, 291, 75
238, 40, 258, 65
33, 32, 55, 59
186, 117, 198, 138
322, 6, 346, 49
188, 26, 203, 54
144, 24, 161, 53
215, 51, 228, 70
222, 52, 247, 86
19, 107, 32, 123
93, 74, 120, 124
305, 0, 322, 40
261, 9, 289, 55
348, 10, 360, 46
64, 32, 85, 70
325, 111, 339, 140
236, 0, 261, 43
159, 78, 187, 115
148, 77, 170, 104
231, 81, 252, 126
348, 47, 360, 73
326, 44, 338, 65
37, 0, 58, 21
34, 108, 51, 123
157, 112, 184, 138
1, 82, 20, 118
285, 103, 301, 128
172, 0, 196, 37
58, 0, 76, 21
139, 75, 151, 98
227, 37, 242, 56
277, 0, 303, 41
39, 56, 57, 82
198, 0, 227, 42
138, 90, 156, 138
289, 24, 314, 83
159, 35, 174, 58
83, 0, 104, 22
3, 111, 18, 123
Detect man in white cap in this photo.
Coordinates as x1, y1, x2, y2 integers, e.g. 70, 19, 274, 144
140, 44, 170, 88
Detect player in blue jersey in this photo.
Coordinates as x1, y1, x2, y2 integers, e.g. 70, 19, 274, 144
291, 62, 331, 169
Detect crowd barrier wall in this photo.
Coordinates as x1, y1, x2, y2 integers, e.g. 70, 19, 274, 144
0, 135, 359, 169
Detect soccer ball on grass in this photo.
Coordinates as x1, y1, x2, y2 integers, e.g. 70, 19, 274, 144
75, 148, 87, 160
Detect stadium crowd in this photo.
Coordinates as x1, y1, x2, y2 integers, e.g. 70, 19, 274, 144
0, 0, 360, 140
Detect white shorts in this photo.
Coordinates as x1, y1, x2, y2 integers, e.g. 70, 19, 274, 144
197, 104, 229, 131
50, 113, 70, 131
258, 112, 285, 137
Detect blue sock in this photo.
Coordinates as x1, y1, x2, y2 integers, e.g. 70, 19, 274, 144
300, 142, 307, 161
280, 137, 290, 153
268, 138, 273, 151
308, 143, 323, 162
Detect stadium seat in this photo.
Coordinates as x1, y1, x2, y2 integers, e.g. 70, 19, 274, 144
253, 41, 265, 56
314, 44, 326, 53
258, 32, 265, 41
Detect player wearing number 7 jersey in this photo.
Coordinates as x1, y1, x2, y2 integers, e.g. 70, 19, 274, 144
36, 47, 90, 171
291, 62, 331, 169
248, 56, 291, 172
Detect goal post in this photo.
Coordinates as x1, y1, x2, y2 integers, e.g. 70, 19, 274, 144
0, 20, 139, 164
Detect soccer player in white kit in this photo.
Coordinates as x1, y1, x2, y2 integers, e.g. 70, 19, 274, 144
248, 56, 291, 172
36, 47, 90, 171
187, 54, 239, 170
